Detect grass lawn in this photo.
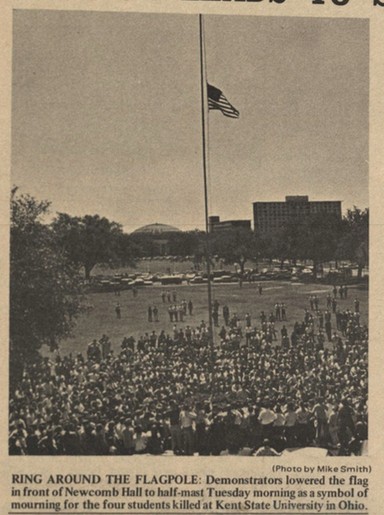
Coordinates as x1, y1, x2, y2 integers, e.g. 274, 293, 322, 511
60, 280, 368, 356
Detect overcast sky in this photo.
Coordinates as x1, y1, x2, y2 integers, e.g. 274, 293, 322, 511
12, 11, 369, 231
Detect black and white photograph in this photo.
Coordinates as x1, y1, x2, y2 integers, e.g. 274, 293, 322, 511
9, 10, 369, 458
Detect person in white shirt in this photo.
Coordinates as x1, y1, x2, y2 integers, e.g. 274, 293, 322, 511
284, 403, 298, 447
253, 438, 280, 456
133, 426, 147, 454
179, 405, 196, 455
258, 403, 276, 440
273, 404, 285, 441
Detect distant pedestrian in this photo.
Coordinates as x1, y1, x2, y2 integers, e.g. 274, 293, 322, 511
281, 303, 287, 321
258, 283, 263, 295
100, 335, 111, 359
223, 305, 230, 326
115, 304, 121, 319
275, 303, 281, 321
148, 306, 153, 322
325, 320, 332, 342
318, 311, 324, 329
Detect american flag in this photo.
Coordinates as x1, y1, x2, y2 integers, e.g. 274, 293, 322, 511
207, 83, 239, 119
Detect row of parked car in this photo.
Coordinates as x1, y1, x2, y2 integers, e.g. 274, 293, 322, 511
88, 264, 330, 292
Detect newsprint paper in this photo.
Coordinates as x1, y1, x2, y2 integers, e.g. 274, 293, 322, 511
0, 0, 383, 514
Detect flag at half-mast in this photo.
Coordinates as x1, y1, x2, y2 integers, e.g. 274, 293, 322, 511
207, 83, 239, 119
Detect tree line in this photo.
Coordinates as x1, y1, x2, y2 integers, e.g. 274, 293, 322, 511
52, 208, 369, 280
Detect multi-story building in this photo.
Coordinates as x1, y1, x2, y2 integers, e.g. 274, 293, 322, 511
208, 216, 251, 233
253, 196, 342, 235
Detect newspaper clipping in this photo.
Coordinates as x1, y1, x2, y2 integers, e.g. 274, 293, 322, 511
1, 0, 383, 514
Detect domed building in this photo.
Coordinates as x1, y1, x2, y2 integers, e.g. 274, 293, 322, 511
131, 223, 182, 256
132, 223, 181, 236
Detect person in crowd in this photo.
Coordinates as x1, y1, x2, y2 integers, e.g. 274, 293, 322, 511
258, 402, 276, 441
146, 425, 164, 455
133, 426, 147, 454
167, 401, 182, 455
328, 404, 339, 448
284, 403, 297, 448
253, 439, 280, 456
223, 305, 230, 326
295, 402, 311, 447
312, 398, 329, 446
180, 405, 196, 456
338, 398, 356, 448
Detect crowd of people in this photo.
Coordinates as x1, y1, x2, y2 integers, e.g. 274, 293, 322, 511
9, 288, 367, 457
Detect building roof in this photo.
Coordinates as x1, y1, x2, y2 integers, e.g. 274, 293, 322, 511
132, 223, 182, 235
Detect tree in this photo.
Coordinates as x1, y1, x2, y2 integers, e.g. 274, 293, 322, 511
167, 231, 205, 257
117, 232, 141, 267
129, 232, 159, 259
211, 228, 258, 275
261, 213, 343, 277
260, 221, 301, 268
298, 213, 344, 278
52, 213, 134, 279
10, 188, 85, 385
337, 207, 369, 279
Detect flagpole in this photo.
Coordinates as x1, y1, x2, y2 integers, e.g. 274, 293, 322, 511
199, 14, 215, 373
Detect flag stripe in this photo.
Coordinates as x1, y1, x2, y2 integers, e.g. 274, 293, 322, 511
207, 83, 239, 119
208, 98, 239, 118
208, 100, 239, 118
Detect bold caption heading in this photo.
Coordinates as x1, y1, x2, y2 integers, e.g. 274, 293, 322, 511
186, 0, 383, 6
